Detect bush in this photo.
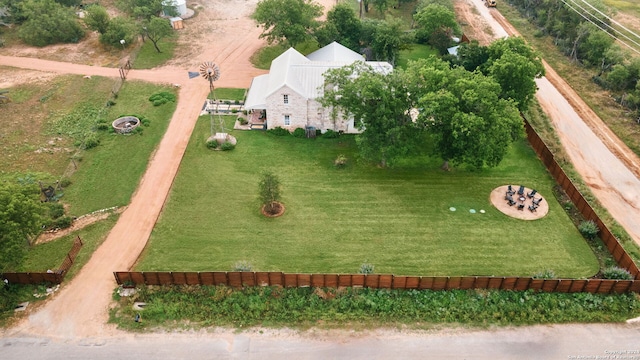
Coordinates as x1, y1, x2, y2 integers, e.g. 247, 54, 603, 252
268, 127, 290, 136
220, 141, 235, 151
233, 261, 252, 272
96, 123, 110, 131
578, 220, 599, 240
59, 178, 72, 188
292, 128, 306, 138
231, 109, 238, 114
359, 263, 374, 274
50, 216, 73, 229
334, 154, 348, 168
323, 129, 339, 138
148, 91, 176, 106
82, 133, 100, 149
601, 266, 633, 280
238, 117, 248, 125
206, 139, 218, 149
532, 269, 556, 279
48, 202, 65, 219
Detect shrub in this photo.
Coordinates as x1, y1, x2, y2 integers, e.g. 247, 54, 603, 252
532, 269, 556, 279
148, 91, 176, 106
50, 216, 73, 229
233, 261, 252, 272
578, 220, 599, 240
323, 129, 339, 138
96, 123, 110, 131
220, 141, 235, 151
231, 109, 238, 114
238, 117, 248, 125
292, 128, 306, 138
141, 117, 151, 127
82, 133, 100, 149
359, 263, 374, 274
268, 127, 290, 136
334, 154, 347, 168
206, 139, 218, 149
601, 266, 633, 280
48, 202, 65, 219
59, 178, 72, 188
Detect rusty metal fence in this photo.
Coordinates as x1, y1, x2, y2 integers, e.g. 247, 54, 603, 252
2, 236, 83, 285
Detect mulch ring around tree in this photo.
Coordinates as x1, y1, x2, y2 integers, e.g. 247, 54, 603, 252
490, 185, 549, 220
261, 201, 285, 218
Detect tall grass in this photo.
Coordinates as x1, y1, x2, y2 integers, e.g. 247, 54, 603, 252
136, 116, 598, 277
110, 285, 640, 331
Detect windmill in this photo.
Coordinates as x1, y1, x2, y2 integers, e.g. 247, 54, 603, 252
199, 61, 226, 137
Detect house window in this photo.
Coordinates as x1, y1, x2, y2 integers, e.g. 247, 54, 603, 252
283, 94, 289, 104
284, 115, 290, 126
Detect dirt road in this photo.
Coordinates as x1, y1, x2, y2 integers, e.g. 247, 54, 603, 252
486, 7, 640, 246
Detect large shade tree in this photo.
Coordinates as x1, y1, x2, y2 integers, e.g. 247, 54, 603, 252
321, 62, 424, 167
17, 0, 84, 46
0, 182, 45, 272
315, 3, 361, 51
407, 58, 524, 169
484, 37, 545, 111
322, 58, 524, 169
143, 16, 173, 53
252, 0, 323, 47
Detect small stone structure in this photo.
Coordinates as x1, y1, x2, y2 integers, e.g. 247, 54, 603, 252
112, 116, 140, 134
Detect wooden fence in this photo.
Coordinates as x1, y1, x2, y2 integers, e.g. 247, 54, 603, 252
1, 236, 83, 285
113, 271, 640, 294
524, 121, 640, 280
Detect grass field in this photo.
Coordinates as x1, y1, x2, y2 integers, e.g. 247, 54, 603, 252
397, 44, 439, 69
61, 81, 177, 215
131, 35, 178, 69
136, 116, 598, 277
23, 215, 119, 277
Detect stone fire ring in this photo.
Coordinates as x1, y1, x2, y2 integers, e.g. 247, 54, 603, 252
490, 185, 549, 220
112, 116, 140, 134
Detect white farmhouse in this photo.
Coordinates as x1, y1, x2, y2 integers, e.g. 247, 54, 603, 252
244, 42, 392, 133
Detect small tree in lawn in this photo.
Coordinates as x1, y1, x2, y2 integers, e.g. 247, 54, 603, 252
143, 16, 173, 53
259, 172, 282, 215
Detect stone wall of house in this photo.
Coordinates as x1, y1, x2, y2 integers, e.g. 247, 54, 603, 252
266, 86, 360, 133
266, 87, 308, 130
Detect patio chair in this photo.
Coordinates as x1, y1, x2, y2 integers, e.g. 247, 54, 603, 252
507, 198, 516, 206
528, 204, 538, 212
532, 197, 543, 206
517, 203, 525, 211
517, 185, 525, 196
506, 185, 515, 196
527, 189, 537, 198
505, 194, 514, 201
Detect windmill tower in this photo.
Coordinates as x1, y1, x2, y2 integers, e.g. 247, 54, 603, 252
199, 61, 226, 139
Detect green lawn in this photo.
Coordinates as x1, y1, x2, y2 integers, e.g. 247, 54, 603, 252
136, 116, 598, 278
397, 44, 439, 69
23, 216, 118, 278
61, 81, 177, 215
212, 88, 246, 102
132, 35, 178, 69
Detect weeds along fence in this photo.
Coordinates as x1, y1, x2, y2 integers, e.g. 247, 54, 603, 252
524, 120, 640, 280
1, 236, 83, 285
113, 271, 640, 294
112, 121, 640, 293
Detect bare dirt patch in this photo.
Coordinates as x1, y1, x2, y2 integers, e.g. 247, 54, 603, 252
489, 185, 549, 220
455, 0, 496, 45
36, 207, 125, 244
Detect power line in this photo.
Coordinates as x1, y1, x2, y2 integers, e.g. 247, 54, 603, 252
558, 0, 640, 56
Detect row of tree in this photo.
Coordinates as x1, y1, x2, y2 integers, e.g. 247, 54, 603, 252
0, 0, 174, 51
252, 0, 462, 64
507, 0, 640, 112
320, 37, 544, 169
